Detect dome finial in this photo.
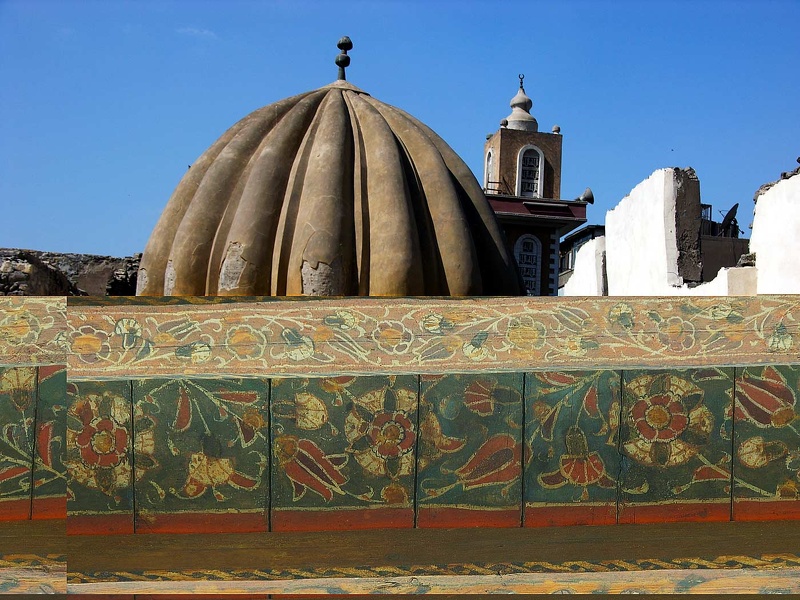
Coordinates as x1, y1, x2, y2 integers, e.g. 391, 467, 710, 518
504, 74, 537, 132
335, 36, 353, 81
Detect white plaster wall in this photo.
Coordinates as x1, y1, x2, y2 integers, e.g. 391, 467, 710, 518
563, 237, 606, 296
605, 169, 682, 295
750, 174, 800, 294
684, 266, 757, 296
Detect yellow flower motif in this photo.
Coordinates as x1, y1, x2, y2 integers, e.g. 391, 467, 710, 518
0, 309, 41, 345
225, 325, 265, 360
506, 316, 546, 351
68, 325, 112, 364
561, 335, 587, 357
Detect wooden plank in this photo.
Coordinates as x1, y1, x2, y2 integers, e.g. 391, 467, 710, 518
0, 519, 66, 594
67, 296, 800, 379
69, 567, 800, 595
68, 520, 800, 581
0, 296, 67, 365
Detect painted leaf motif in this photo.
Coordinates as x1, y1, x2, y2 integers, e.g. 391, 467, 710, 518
236, 418, 257, 447
582, 386, 600, 419
420, 411, 465, 453
217, 391, 260, 404
276, 436, 347, 502
691, 465, 730, 482
0, 465, 28, 483
463, 379, 495, 416
174, 386, 192, 432
295, 392, 328, 430
535, 372, 578, 387
537, 402, 561, 442
36, 421, 54, 468
736, 367, 796, 427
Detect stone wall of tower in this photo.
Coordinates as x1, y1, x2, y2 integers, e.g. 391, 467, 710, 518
483, 128, 562, 199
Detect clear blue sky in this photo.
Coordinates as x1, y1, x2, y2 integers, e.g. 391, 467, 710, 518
1, 0, 798, 257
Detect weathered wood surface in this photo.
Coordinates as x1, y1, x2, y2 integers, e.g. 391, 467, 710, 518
67, 296, 800, 378
68, 520, 800, 594
0, 520, 66, 594
0, 296, 67, 365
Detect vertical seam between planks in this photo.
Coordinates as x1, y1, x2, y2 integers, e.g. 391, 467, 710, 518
29, 366, 40, 519
267, 377, 272, 532
520, 371, 527, 528
730, 367, 737, 521
130, 379, 136, 533
616, 369, 625, 524
412, 374, 421, 528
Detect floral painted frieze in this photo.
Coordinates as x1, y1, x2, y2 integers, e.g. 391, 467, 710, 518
66, 296, 800, 379
132, 378, 269, 532
618, 368, 734, 523
733, 365, 800, 520
417, 373, 523, 527
0, 297, 67, 364
66, 380, 134, 533
0, 367, 37, 519
271, 375, 417, 530
525, 370, 621, 526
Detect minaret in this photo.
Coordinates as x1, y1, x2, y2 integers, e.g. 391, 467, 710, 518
482, 75, 586, 297
483, 75, 562, 199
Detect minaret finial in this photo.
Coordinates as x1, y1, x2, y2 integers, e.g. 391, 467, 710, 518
335, 36, 353, 81
519, 73, 525, 90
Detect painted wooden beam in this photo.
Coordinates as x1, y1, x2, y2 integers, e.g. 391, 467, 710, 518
66, 296, 800, 379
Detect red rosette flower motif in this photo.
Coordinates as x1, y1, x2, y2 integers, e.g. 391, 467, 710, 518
345, 386, 417, 482
623, 374, 712, 468
630, 393, 689, 443
75, 415, 128, 468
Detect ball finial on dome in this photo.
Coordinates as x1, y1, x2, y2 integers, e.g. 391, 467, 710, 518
335, 36, 353, 80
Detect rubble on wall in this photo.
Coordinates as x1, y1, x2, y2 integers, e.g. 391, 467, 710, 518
0, 249, 140, 296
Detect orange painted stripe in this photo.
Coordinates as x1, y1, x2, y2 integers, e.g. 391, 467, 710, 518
272, 507, 413, 532
0, 498, 31, 521
524, 503, 616, 527
618, 501, 730, 524
734, 499, 800, 521
31, 496, 66, 520
135, 511, 267, 534
67, 513, 134, 535
417, 506, 521, 528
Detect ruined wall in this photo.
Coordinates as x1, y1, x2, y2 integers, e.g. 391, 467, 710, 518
562, 236, 606, 296
750, 171, 800, 294
605, 168, 701, 295
0, 249, 140, 296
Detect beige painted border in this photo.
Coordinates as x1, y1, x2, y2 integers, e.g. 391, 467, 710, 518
66, 295, 799, 378
0, 297, 67, 365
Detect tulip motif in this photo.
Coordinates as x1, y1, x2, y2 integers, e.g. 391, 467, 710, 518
275, 435, 348, 502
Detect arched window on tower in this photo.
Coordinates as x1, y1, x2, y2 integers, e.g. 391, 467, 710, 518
514, 234, 542, 296
517, 146, 543, 198
484, 150, 493, 190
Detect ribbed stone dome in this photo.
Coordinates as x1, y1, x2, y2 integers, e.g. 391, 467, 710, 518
137, 79, 521, 296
